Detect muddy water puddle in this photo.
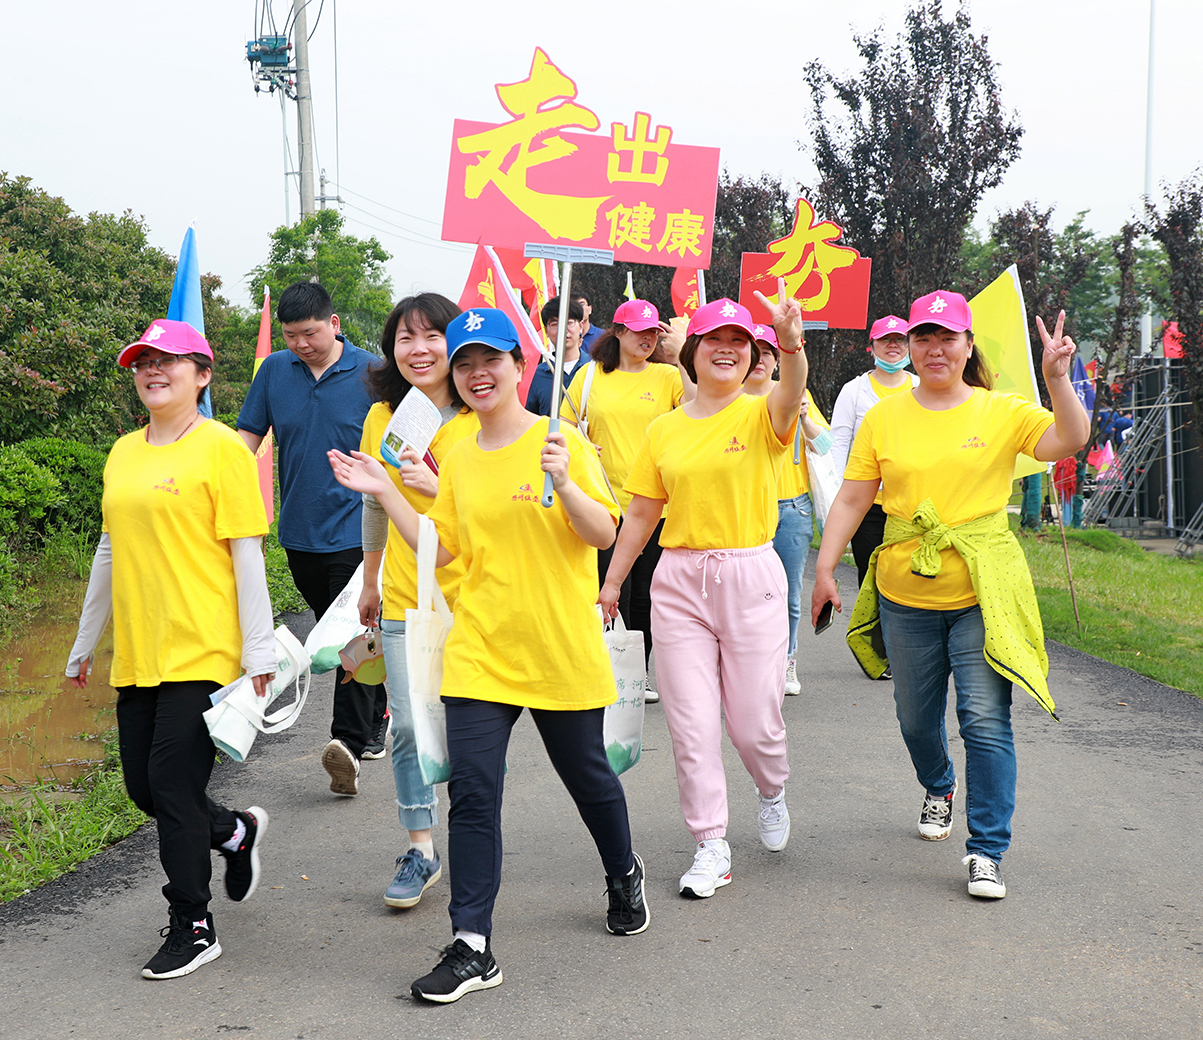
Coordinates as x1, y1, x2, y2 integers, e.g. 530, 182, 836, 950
1, 583, 115, 787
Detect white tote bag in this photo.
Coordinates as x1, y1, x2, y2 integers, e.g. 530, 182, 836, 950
406, 515, 454, 785
303, 562, 384, 674
805, 442, 843, 533
203, 625, 312, 762
602, 611, 646, 775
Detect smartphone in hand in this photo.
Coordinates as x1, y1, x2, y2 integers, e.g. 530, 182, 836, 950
814, 599, 836, 636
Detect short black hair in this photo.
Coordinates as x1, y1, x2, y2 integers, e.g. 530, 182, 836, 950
570, 290, 589, 305
278, 281, 334, 325
541, 295, 584, 327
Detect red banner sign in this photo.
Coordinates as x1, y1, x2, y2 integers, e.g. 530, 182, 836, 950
739, 198, 872, 330
442, 48, 721, 269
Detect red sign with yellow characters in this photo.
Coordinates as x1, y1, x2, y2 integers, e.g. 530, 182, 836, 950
739, 198, 872, 330
442, 48, 721, 269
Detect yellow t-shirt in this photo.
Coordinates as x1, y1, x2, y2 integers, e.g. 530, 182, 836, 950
865, 375, 914, 505
845, 387, 1055, 609
624, 392, 791, 550
426, 421, 621, 710
360, 401, 478, 619
776, 389, 830, 499
102, 421, 268, 688
561, 363, 684, 510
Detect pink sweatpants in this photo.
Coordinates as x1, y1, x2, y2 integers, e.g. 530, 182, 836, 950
651, 544, 790, 842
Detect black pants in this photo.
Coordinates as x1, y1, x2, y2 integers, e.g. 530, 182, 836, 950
597, 517, 665, 668
850, 503, 888, 589
285, 546, 388, 758
443, 698, 634, 937
117, 680, 239, 921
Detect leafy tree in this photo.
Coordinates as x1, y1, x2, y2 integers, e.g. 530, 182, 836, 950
802, 0, 1023, 328
247, 210, 394, 352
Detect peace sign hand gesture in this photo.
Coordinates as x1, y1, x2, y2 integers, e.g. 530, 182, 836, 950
1036, 310, 1077, 383
754, 277, 804, 353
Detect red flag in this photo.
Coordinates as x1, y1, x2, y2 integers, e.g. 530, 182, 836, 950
251, 287, 274, 524
458, 246, 546, 404
1163, 321, 1184, 359
671, 267, 700, 318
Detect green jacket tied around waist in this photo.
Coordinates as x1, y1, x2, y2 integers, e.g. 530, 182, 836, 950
845, 498, 1056, 718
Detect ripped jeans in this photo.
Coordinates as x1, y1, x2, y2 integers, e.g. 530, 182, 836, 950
380, 619, 439, 831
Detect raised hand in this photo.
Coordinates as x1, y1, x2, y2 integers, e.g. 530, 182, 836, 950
753, 277, 804, 353
1036, 310, 1077, 382
328, 449, 392, 497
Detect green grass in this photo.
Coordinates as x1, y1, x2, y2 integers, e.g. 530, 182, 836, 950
0, 726, 148, 903
1016, 523, 1203, 694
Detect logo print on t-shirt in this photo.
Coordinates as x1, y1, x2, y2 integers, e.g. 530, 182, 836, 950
962, 436, 986, 450
153, 476, 180, 496
511, 482, 538, 503
639, 391, 655, 402
724, 436, 747, 454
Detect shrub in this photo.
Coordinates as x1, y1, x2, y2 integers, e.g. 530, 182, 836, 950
12, 437, 108, 545
0, 445, 64, 552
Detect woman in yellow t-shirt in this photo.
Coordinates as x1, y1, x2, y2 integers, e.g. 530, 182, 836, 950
562, 298, 684, 701
599, 289, 807, 901
65, 319, 275, 980
743, 322, 832, 695
329, 307, 647, 1005
356, 293, 478, 912
812, 291, 1089, 901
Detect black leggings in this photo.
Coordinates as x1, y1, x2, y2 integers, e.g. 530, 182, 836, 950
116, 680, 239, 920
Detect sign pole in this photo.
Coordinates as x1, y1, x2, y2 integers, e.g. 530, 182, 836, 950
524, 243, 615, 507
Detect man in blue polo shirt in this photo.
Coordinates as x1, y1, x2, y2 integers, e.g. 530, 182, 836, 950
237, 281, 387, 797
524, 295, 590, 417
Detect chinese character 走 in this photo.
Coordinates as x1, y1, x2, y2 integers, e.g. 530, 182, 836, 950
605, 201, 656, 252
607, 112, 672, 186
456, 48, 611, 241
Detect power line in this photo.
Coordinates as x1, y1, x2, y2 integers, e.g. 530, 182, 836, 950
341, 214, 473, 254
340, 186, 443, 226
340, 200, 450, 244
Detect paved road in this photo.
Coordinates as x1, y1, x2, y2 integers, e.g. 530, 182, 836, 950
3, 561, 1201, 1039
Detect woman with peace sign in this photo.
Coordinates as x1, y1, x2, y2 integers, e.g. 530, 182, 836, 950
811, 291, 1089, 900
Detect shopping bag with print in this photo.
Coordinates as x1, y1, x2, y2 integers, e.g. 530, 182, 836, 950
406, 515, 454, 785
303, 562, 384, 674
805, 442, 843, 533
603, 611, 646, 775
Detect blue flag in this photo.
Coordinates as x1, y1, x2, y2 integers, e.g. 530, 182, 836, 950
167, 225, 212, 417
1070, 355, 1095, 414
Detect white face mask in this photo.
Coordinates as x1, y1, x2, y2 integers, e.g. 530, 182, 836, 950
874, 353, 911, 373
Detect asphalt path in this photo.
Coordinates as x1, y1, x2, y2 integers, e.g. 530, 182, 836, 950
3, 559, 1201, 1039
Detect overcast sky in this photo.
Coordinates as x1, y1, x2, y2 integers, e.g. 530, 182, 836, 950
4, 0, 1199, 312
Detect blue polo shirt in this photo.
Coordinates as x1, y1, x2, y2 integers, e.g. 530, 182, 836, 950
581, 323, 605, 351
524, 352, 592, 417
237, 335, 378, 552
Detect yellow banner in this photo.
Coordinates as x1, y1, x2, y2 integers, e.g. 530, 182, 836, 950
970, 265, 1045, 480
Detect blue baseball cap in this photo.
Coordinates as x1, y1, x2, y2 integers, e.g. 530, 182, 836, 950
445, 307, 520, 359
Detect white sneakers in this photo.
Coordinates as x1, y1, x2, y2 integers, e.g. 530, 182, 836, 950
756, 789, 791, 852
679, 839, 732, 898
784, 656, 800, 696
642, 677, 659, 704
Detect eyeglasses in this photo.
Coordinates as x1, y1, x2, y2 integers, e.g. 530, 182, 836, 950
545, 319, 581, 329
130, 355, 186, 374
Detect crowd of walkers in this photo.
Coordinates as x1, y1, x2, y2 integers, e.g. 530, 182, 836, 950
66, 275, 1088, 1000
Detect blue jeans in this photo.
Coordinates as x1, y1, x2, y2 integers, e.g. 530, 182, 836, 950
380, 619, 438, 832
772, 493, 814, 657
877, 595, 1016, 862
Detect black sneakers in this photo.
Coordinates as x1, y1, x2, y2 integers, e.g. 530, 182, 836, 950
142, 910, 222, 979
606, 852, 650, 935
219, 806, 268, 902
918, 783, 956, 841
411, 939, 503, 1003
362, 711, 390, 760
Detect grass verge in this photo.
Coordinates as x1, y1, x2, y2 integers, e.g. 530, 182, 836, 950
0, 725, 147, 903
1016, 522, 1203, 694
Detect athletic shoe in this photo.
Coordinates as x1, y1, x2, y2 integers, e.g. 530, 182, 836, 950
756, 788, 791, 852
362, 711, 390, 760
605, 852, 650, 935
918, 782, 957, 841
679, 839, 732, 898
963, 853, 1007, 899
142, 910, 222, 980
876, 667, 893, 681
784, 657, 801, 696
219, 806, 268, 902
321, 738, 359, 796
411, 939, 503, 1003
643, 678, 659, 704
384, 848, 443, 909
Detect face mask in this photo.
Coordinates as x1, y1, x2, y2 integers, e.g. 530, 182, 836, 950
874, 353, 911, 374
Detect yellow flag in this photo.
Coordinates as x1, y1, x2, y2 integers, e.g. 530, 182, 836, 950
970, 265, 1045, 479
624, 271, 636, 301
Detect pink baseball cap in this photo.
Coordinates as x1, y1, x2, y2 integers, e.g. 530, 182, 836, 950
687, 298, 758, 341
751, 322, 779, 349
869, 315, 907, 340
119, 319, 213, 368
906, 291, 973, 334
612, 299, 661, 332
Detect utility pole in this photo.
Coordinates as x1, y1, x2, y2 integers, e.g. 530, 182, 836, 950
293, 0, 316, 218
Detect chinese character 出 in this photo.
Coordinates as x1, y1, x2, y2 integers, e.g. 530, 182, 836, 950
607, 112, 672, 186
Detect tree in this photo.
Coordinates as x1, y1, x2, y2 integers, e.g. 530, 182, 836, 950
1144, 171, 1203, 423
247, 210, 394, 352
802, 1, 1023, 325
